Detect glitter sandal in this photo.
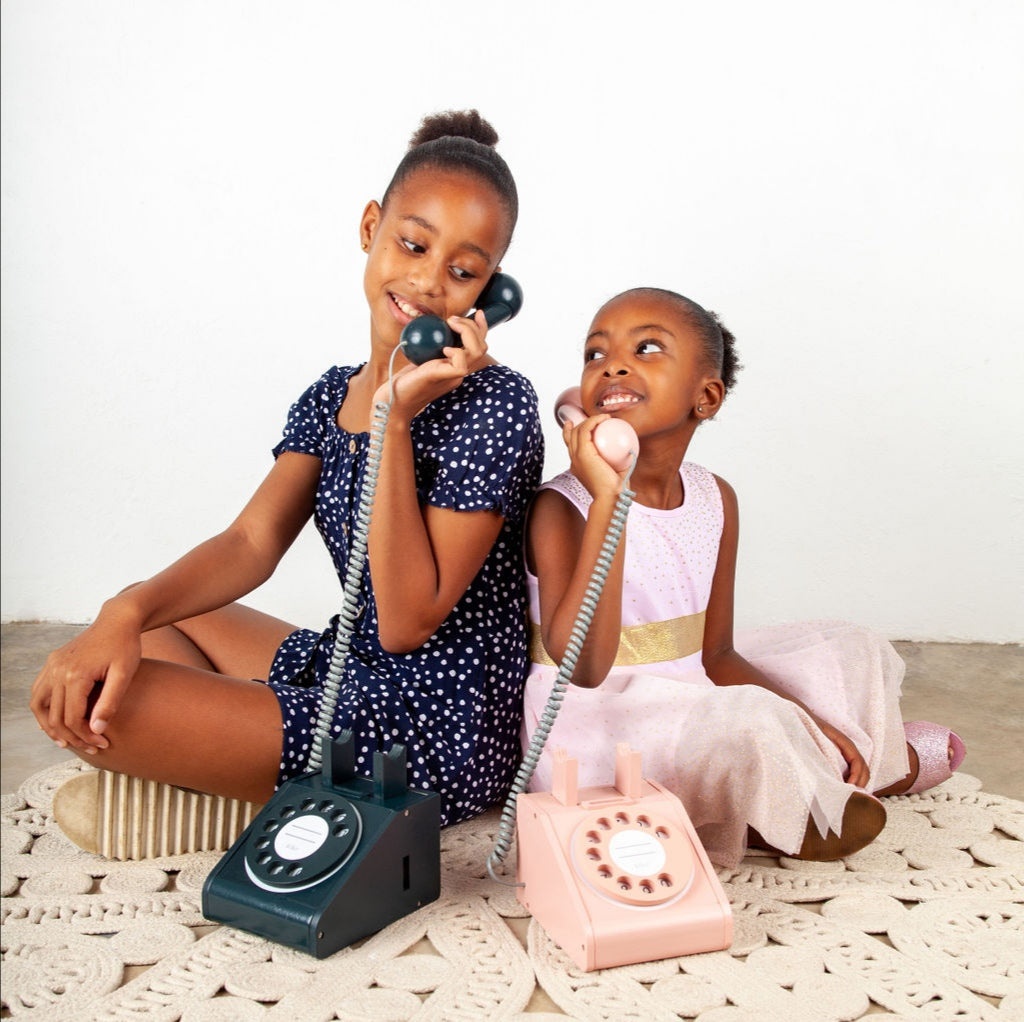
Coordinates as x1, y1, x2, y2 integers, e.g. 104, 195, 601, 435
902, 720, 966, 795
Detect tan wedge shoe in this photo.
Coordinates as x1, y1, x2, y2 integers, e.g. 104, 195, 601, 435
53, 768, 264, 860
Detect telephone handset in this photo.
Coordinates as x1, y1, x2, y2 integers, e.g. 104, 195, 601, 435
554, 386, 638, 473
400, 271, 523, 365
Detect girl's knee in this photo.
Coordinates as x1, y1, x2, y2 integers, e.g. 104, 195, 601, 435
139, 624, 214, 670
709, 685, 806, 746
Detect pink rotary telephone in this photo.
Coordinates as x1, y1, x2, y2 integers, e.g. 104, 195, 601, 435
494, 387, 733, 971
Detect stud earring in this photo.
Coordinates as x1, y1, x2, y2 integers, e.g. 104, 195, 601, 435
697, 405, 704, 414
361, 242, 369, 252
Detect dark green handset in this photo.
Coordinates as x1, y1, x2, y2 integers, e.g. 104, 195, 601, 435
400, 272, 523, 365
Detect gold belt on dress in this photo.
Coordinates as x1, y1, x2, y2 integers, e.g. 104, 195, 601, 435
528, 610, 705, 667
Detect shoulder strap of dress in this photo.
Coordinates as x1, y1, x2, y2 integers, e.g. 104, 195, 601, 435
680, 462, 725, 517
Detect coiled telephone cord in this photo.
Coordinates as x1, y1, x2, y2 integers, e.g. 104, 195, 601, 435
487, 468, 636, 884
307, 350, 401, 772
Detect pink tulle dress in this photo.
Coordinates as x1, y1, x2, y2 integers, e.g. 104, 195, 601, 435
521, 463, 910, 867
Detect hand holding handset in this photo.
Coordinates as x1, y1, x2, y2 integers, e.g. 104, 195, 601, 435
400, 272, 523, 365
554, 387, 638, 473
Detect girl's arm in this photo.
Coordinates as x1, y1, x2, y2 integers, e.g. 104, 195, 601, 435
702, 475, 871, 789
367, 312, 509, 652
105, 451, 320, 628
369, 417, 505, 652
527, 487, 625, 687
526, 415, 629, 687
31, 451, 321, 749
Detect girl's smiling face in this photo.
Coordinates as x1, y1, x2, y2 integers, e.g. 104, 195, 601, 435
360, 167, 511, 352
580, 291, 723, 440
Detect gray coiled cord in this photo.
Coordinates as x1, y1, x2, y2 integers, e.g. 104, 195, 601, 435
307, 350, 401, 773
487, 468, 636, 885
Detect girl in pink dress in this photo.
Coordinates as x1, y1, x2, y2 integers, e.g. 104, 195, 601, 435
522, 287, 965, 867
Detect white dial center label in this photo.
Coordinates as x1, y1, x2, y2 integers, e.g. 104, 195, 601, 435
608, 830, 666, 875
274, 815, 329, 860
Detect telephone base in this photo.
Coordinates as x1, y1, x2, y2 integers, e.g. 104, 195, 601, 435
202, 737, 440, 958
516, 744, 732, 971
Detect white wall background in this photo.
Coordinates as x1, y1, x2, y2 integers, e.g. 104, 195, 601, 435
2, 0, 1022, 643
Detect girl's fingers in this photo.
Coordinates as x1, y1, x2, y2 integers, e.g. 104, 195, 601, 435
60, 678, 103, 750
836, 735, 869, 789
442, 345, 468, 375
446, 310, 488, 363
89, 667, 130, 738
64, 681, 104, 750
33, 660, 109, 751
29, 677, 49, 726
564, 417, 625, 496
70, 679, 109, 753
45, 680, 73, 749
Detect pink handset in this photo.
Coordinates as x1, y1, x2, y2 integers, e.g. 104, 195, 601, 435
554, 387, 638, 473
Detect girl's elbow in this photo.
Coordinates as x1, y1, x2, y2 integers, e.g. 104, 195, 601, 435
377, 617, 439, 655
377, 629, 422, 655
568, 651, 614, 689
701, 643, 735, 676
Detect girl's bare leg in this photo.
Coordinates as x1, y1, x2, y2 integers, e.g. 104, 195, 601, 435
81, 660, 284, 804
139, 602, 299, 680
69, 602, 302, 802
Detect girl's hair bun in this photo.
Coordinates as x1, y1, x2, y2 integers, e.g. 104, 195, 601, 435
409, 109, 499, 150
381, 109, 517, 249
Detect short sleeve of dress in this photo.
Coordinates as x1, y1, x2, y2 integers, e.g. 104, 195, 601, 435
414, 366, 543, 521
272, 368, 344, 460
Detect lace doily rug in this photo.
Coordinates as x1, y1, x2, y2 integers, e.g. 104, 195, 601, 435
2, 760, 1022, 1021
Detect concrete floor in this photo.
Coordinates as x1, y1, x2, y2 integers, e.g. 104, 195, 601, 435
2, 622, 1022, 801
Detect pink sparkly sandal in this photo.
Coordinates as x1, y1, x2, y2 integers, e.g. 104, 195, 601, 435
903, 721, 966, 794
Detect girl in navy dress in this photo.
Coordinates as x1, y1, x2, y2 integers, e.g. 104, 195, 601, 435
31, 110, 544, 830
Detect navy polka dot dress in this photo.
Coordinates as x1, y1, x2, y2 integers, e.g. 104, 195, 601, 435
266, 363, 544, 826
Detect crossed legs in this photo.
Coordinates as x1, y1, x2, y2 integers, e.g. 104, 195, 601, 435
71, 603, 298, 804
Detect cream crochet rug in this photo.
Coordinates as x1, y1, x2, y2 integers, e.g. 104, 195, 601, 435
2, 760, 1022, 1021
